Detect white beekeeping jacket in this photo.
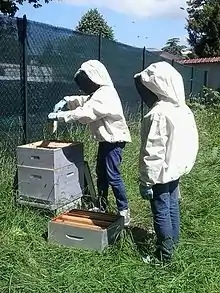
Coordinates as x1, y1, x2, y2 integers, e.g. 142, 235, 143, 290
135, 61, 199, 187
57, 60, 131, 143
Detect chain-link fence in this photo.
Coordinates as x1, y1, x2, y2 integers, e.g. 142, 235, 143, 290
0, 15, 207, 148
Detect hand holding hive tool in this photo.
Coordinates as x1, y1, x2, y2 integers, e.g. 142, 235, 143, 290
48, 98, 68, 134
48, 112, 58, 134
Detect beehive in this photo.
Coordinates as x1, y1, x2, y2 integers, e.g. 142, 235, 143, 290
16, 140, 84, 211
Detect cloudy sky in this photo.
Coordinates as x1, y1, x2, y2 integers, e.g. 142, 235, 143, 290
16, 0, 188, 49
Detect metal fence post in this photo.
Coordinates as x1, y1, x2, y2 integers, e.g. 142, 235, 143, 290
190, 66, 194, 94
98, 32, 102, 61
141, 46, 146, 121
17, 14, 28, 144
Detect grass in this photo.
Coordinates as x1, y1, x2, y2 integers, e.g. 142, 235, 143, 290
1, 106, 220, 293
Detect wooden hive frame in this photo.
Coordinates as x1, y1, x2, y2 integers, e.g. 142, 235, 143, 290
52, 209, 121, 231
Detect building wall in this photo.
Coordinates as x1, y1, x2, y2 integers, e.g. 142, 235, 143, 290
191, 63, 220, 90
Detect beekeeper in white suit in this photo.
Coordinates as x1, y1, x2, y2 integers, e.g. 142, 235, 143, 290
48, 60, 131, 226
134, 61, 199, 262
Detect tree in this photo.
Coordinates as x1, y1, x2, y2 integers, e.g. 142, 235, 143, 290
0, 0, 51, 17
162, 38, 187, 57
186, 0, 220, 57
76, 8, 115, 40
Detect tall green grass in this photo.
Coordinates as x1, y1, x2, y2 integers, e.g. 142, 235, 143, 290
1, 107, 220, 293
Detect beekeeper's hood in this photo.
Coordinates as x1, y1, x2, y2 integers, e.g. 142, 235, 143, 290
134, 61, 186, 105
75, 60, 114, 87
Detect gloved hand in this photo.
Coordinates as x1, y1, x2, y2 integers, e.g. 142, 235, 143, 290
48, 112, 58, 121
53, 99, 67, 113
139, 184, 153, 200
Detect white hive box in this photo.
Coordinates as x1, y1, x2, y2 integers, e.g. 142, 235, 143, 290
48, 209, 124, 252
16, 140, 84, 211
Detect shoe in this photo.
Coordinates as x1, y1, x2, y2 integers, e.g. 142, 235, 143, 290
119, 208, 131, 227
88, 207, 105, 213
141, 255, 162, 266
141, 255, 153, 264
89, 207, 102, 212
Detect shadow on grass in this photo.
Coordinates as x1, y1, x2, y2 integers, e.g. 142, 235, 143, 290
12, 168, 19, 208
42, 231, 48, 241
128, 226, 155, 256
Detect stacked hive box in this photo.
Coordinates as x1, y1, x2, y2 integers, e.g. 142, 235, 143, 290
16, 140, 84, 212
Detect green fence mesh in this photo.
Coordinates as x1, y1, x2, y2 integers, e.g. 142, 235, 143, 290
26, 20, 99, 142
0, 15, 206, 149
0, 16, 24, 149
101, 39, 143, 113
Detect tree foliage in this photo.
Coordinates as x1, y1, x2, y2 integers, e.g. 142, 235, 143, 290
0, 0, 51, 17
186, 0, 220, 57
76, 8, 115, 40
162, 38, 187, 57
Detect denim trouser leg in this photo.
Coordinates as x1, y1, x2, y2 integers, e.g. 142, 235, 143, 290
96, 143, 109, 210
151, 179, 180, 262
96, 142, 128, 211
170, 181, 180, 246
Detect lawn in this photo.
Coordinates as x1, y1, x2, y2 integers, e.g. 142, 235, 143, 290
0, 106, 220, 293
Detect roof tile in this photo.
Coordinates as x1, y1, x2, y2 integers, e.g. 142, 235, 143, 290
178, 57, 220, 64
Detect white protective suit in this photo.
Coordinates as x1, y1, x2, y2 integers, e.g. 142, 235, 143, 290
57, 60, 131, 143
135, 61, 199, 188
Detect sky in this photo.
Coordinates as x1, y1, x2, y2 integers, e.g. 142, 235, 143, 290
16, 0, 189, 49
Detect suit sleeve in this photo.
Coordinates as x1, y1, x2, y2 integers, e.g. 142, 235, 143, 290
139, 113, 168, 187
64, 95, 90, 110
57, 89, 118, 124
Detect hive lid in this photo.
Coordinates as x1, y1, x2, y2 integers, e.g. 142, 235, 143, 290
17, 140, 82, 150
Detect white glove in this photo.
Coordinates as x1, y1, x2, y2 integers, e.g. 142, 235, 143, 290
48, 112, 58, 121
139, 184, 153, 200
53, 99, 67, 113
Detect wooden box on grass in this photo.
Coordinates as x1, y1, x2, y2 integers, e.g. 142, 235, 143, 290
48, 210, 124, 251
16, 140, 84, 212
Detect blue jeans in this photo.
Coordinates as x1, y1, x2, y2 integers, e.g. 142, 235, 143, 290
151, 179, 180, 262
96, 142, 128, 211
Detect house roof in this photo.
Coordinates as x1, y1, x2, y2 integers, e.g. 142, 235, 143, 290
151, 50, 181, 61
179, 57, 220, 64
